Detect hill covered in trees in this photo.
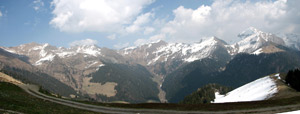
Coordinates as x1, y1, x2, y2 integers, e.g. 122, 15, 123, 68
286, 69, 300, 91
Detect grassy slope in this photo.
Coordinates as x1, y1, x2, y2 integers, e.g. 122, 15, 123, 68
0, 82, 97, 114
271, 73, 300, 100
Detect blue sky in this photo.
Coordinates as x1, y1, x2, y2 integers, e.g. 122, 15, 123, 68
0, 0, 299, 49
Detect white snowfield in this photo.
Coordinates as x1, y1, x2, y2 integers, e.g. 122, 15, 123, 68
277, 110, 300, 114
214, 76, 278, 103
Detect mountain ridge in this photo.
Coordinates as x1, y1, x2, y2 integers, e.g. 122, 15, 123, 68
0, 27, 299, 103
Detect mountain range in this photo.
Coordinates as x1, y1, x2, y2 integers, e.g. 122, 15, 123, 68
0, 27, 299, 103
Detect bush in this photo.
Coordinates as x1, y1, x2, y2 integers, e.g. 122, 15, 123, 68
285, 69, 300, 91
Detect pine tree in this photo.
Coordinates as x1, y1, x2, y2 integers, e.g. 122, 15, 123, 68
285, 69, 300, 91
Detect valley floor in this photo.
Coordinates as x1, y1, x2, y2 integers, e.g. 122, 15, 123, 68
152, 74, 167, 103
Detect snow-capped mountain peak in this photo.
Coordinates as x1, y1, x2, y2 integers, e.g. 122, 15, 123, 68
0, 43, 104, 66
238, 27, 263, 39
121, 40, 167, 56
142, 37, 228, 64
235, 27, 285, 54
71, 44, 102, 57
124, 40, 167, 50
119, 36, 231, 68
181, 37, 228, 62
1, 27, 298, 72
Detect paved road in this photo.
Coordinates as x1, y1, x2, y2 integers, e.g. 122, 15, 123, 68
16, 83, 300, 114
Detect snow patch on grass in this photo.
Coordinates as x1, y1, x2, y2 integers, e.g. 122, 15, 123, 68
214, 76, 278, 103
277, 110, 300, 114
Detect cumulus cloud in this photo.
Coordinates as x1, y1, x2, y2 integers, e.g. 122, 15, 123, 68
50, 0, 154, 33
33, 0, 45, 11
107, 34, 116, 40
134, 34, 165, 46
144, 27, 155, 35
0, 10, 2, 17
125, 12, 154, 33
69, 39, 98, 46
113, 42, 129, 49
158, 0, 300, 43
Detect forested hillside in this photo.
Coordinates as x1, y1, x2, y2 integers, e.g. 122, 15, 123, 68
180, 84, 232, 104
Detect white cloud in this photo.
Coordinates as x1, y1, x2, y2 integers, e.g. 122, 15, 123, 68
0, 10, 2, 17
107, 34, 116, 40
125, 12, 154, 33
149, 34, 165, 41
50, 0, 154, 33
134, 39, 148, 46
134, 34, 165, 46
158, 0, 300, 43
70, 39, 98, 46
33, 0, 45, 11
113, 42, 129, 49
144, 27, 155, 35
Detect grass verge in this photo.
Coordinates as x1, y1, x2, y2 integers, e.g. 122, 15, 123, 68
0, 82, 98, 114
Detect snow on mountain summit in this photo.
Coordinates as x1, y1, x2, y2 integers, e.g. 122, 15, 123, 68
238, 27, 262, 39
235, 27, 285, 54
122, 39, 167, 55
121, 27, 296, 66
1, 27, 298, 67
181, 36, 228, 62
119, 37, 230, 67
147, 36, 229, 64
0, 43, 104, 66
72, 45, 102, 56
